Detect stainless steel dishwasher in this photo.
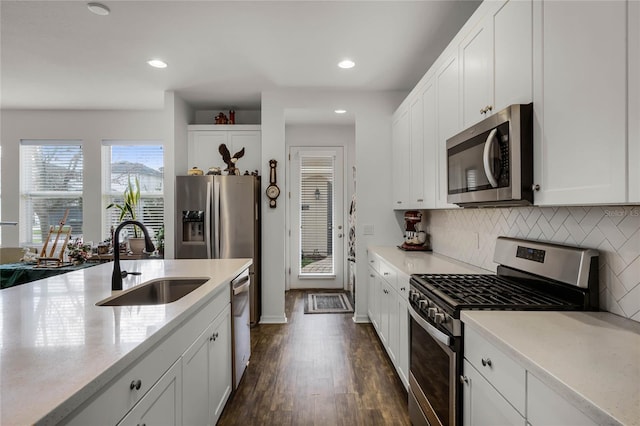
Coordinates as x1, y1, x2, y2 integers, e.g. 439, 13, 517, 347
231, 269, 251, 389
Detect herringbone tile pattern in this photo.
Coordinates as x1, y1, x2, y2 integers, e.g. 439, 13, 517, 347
428, 206, 640, 322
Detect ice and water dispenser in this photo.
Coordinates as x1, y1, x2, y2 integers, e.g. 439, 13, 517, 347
181, 210, 205, 242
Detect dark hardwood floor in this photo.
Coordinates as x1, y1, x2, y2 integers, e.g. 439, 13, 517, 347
218, 290, 410, 426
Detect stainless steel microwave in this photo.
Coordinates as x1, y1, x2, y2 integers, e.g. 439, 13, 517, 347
446, 103, 533, 207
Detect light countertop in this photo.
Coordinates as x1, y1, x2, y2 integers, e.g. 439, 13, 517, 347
462, 311, 640, 426
0, 258, 251, 425
368, 246, 490, 276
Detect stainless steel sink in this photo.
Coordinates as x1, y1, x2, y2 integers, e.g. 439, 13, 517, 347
97, 278, 209, 306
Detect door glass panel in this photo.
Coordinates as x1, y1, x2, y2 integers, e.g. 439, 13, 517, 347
299, 155, 334, 275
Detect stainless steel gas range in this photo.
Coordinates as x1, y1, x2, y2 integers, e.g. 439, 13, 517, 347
407, 237, 599, 426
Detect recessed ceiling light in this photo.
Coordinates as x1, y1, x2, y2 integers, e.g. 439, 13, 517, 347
334, 109, 347, 114
338, 59, 355, 69
87, 2, 110, 16
147, 59, 168, 69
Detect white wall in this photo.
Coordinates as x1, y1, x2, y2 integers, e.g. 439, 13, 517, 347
260, 89, 404, 323
0, 109, 165, 246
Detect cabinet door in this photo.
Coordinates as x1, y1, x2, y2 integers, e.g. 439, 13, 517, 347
462, 360, 525, 426
386, 285, 400, 365
118, 360, 182, 426
228, 131, 261, 175
378, 279, 390, 346
210, 305, 232, 423
527, 373, 597, 426
533, 0, 627, 205
422, 77, 438, 209
436, 54, 461, 209
183, 322, 215, 426
188, 131, 228, 173
392, 106, 411, 208
460, 19, 493, 128
397, 293, 409, 388
493, 0, 532, 112
409, 94, 425, 206
367, 266, 380, 331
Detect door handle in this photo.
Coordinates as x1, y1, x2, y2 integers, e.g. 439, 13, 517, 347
482, 128, 499, 188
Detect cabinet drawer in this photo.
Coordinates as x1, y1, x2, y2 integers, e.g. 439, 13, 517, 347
367, 252, 380, 273
527, 373, 597, 426
379, 260, 397, 290
464, 326, 526, 415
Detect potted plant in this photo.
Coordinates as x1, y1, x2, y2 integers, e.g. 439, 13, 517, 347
106, 176, 145, 253
154, 225, 165, 257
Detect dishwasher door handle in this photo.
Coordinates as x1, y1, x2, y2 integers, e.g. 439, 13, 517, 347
233, 276, 250, 295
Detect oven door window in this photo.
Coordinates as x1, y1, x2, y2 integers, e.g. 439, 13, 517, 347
410, 316, 456, 426
448, 121, 510, 194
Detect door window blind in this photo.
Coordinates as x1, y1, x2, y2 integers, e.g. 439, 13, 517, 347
20, 141, 84, 244
299, 155, 334, 273
102, 142, 164, 242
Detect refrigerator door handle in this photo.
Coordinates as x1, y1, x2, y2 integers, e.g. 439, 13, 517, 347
214, 180, 221, 259
205, 181, 212, 259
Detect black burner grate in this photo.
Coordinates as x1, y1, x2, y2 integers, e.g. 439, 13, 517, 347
413, 274, 579, 310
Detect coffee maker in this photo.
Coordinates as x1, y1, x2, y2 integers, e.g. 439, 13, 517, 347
400, 210, 430, 251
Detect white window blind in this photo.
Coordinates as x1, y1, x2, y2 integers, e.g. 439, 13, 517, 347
299, 155, 334, 273
102, 142, 164, 242
20, 141, 83, 244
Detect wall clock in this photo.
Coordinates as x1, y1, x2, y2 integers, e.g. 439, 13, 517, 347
266, 159, 280, 208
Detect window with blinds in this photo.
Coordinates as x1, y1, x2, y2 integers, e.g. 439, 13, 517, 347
102, 142, 164, 243
299, 155, 334, 275
20, 141, 84, 244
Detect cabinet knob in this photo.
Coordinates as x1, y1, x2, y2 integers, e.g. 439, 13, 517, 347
400, 286, 406, 291
480, 107, 486, 114
210, 332, 219, 342
532, 184, 540, 191
417, 199, 424, 202
481, 357, 492, 367
383, 272, 390, 276
370, 274, 375, 278
487, 105, 493, 112
130, 379, 142, 390
396, 201, 402, 204
459, 375, 469, 385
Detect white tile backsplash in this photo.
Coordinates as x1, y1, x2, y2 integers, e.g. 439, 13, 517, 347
427, 205, 640, 322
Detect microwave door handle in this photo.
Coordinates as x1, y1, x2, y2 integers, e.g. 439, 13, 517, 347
482, 128, 499, 188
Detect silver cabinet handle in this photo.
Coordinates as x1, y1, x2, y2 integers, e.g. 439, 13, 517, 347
417, 199, 424, 202
396, 201, 402, 204
460, 375, 469, 385
130, 379, 142, 390
481, 358, 492, 367
532, 184, 540, 191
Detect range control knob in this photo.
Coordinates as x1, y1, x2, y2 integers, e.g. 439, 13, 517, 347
418, 299, 429, 309
434, 313, 446, 324
427, 307, 437, 318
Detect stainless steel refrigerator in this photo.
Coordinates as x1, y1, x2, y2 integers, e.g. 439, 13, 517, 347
175, 175, 261, 325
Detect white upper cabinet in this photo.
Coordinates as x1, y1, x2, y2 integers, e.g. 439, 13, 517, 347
409, 94, 426, 206
460, 18, 493, 128
421, 77, 438, 209
187, 125, 261, 176
392, 104, 411, 208
435, 54, 461, 209
461, 0, 532, 129
532, 0, 627, 205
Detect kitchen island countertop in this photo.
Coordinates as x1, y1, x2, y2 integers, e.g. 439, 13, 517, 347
462, 310, 640, 426
0, 258, 251, 425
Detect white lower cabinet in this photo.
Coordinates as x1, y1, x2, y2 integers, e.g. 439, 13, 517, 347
527, 373, 597, 426
183, 304, 232, 426
118, 360, 183, 426
462, 360, 525, 426
366, 251, 409, 389
464, 324, 598, 425
63, 283, 234, 426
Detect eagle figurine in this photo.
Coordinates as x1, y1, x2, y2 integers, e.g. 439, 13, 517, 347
219, 144, 245, 175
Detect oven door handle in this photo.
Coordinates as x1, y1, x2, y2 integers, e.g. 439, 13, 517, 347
408, 304, 451, 347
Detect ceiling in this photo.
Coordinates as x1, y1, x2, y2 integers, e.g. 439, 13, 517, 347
0, 0, 481, 115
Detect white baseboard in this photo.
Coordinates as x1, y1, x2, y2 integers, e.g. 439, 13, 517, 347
259, 314, 288, 324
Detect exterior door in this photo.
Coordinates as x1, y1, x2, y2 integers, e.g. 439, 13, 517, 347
289, 147, 344, 289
